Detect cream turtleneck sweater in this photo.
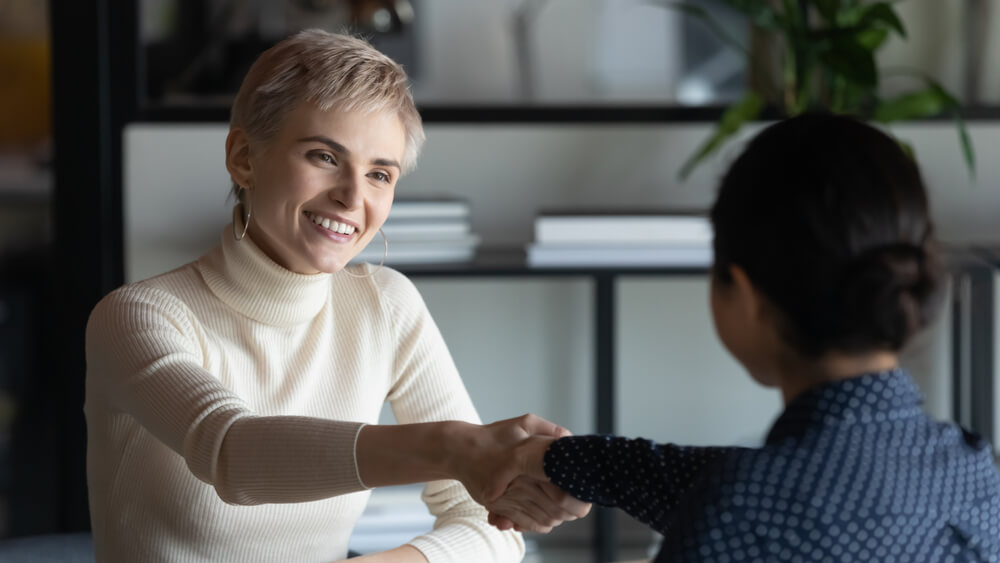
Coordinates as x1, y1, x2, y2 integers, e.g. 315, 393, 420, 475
84, 226, 524, 562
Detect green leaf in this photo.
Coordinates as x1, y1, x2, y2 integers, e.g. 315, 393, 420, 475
654, 1, 749, 55
955, 112, 977, 180
858, 2, 907, 38
873, 87, 954, 123
879, 69, 976, 178
678, 91, 764, 180
856, 28, 889, 50
819, 37, 878, 87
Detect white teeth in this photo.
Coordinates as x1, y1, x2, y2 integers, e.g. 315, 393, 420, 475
306, 212, 356, 235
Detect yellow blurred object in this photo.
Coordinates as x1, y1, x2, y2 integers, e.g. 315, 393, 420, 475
0, 36, 51, 148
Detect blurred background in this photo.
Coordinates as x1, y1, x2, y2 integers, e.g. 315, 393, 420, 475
1, 1, 999, 561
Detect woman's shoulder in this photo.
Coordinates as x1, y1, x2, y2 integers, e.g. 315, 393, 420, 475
91, 263, 203, 327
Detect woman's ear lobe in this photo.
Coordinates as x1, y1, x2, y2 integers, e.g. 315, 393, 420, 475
225, 128, 253, 187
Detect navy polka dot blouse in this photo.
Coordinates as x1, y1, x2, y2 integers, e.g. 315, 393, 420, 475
544, 369, 1000, 562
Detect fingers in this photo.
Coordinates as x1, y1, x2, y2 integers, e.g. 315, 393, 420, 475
487, 495, 557, 533
485, 476, 590, 534
536, 479, 592, 519
488, 511, 516, 531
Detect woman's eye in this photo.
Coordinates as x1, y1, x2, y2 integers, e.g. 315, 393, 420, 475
370, 171, 391, 183
311, 152, 336, 165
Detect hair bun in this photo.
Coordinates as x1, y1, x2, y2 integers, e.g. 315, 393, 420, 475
836, 243, 942, 350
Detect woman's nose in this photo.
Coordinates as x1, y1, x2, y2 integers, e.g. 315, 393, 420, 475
329, 174, 363, 209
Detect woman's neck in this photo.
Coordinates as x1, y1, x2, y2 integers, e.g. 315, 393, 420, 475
776, 350, 899, 404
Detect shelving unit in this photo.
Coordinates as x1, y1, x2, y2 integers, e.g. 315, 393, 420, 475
399, 248, 708, 562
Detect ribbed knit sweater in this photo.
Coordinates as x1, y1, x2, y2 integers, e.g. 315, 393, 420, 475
84, 225, 524, 562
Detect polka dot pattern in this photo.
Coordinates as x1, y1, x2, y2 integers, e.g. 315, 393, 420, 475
543, 369, 1000, 562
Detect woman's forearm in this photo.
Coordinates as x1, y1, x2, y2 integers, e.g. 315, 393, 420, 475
355, 415, 569, 503
355, 421, 472, 488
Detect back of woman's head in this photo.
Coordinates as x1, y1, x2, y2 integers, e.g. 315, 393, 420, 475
711, 113, 944, 357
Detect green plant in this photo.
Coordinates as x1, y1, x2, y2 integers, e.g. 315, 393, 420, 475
666, 0, 975, 180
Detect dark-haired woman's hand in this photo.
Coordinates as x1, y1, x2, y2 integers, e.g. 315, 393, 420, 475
448, 414, 569, 506
485, 475, 591, 533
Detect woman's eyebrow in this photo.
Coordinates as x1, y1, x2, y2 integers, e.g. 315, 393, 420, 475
298, 135, 348, 154
298, 135, 400, 169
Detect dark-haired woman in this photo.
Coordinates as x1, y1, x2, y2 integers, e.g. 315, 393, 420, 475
489, 113, 1000, 561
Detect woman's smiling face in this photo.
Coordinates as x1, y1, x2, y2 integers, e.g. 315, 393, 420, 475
227, 101, 406, 274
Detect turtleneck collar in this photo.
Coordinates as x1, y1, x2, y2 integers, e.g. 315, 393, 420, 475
197, 221, 332, 326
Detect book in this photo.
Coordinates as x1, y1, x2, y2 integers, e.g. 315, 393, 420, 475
526, 243, 712, 268
380, 220, 469, 240
534, 209, 711, 245
353, 234, 481, 265
388, 197, 469, 220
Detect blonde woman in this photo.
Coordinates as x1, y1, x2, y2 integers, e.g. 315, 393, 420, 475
85, 30, 586, 563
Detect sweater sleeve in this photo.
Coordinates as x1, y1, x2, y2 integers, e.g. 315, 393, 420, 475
375, 269, 525, 563
543, 435, 734, 535
86, 284, 367, 505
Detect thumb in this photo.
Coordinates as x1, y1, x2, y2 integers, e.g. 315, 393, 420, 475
517, 413, 570, 438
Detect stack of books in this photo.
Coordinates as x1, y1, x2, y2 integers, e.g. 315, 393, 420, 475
354, 197, 480, 265
526, 209, 713, 268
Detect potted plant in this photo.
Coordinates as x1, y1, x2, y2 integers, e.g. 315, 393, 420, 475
667, 0, 976, 179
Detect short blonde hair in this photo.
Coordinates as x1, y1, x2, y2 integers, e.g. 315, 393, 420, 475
229, 29, 424, 198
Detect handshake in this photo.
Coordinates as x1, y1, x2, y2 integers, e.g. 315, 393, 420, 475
452, 414, 592, 534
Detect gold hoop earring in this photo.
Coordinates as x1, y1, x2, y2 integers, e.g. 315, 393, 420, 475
233, 187, 251, 241
343, 228, 388, 279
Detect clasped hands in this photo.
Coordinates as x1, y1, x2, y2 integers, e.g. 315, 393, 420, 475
453, 414, 591, 533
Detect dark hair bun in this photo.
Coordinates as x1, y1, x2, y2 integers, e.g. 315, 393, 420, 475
836, 243, 943, 351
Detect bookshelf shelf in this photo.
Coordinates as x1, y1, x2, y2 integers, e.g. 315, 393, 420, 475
398, 247, 710, 278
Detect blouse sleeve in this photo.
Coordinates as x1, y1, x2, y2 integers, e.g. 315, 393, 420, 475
375, 269, 525, 563
86, 284, 367, 505
543, 435, 735, 535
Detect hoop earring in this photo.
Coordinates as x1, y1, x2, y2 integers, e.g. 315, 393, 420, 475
343, 228, 388, 279
233, 187, 251, 241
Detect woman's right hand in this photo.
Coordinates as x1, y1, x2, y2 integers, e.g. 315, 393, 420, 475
447, 414, 567, 504
446, 414, 591, 532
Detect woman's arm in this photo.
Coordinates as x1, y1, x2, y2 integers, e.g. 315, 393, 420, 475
497, 434, 737, 535
87, 285, 370, 504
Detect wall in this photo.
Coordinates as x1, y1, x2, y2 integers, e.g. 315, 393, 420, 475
124, 121, 1000, 281
123, 119, 988, 435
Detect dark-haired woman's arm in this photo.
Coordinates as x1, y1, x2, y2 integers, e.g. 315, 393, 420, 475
500, 435, 737, 535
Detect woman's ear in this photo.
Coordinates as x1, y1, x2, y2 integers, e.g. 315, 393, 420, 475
729, 265, 763, 323
225, 128, 253, 187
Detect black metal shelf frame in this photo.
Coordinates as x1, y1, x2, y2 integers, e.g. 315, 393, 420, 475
402, 255, 708, 563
